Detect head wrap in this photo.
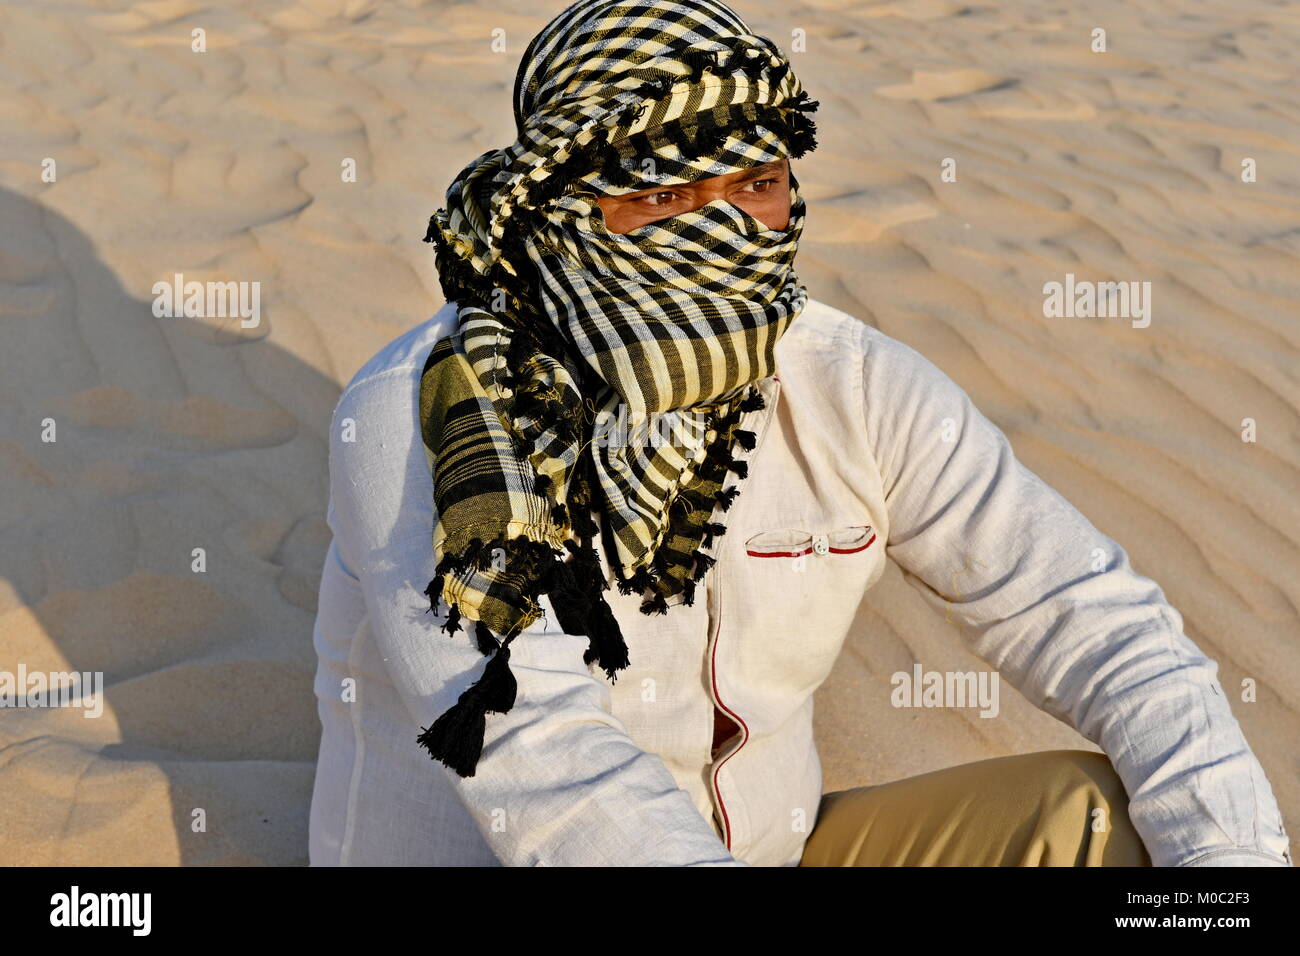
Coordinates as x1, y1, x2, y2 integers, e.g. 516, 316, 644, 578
417, 0, 819, 776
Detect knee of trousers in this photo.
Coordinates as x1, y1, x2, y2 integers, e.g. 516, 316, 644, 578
1028, 750, 1129, 807
1020, 750, 1147, 860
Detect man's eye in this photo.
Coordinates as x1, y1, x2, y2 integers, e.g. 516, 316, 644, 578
635, 191, 680, 207
741, 178, 778, 194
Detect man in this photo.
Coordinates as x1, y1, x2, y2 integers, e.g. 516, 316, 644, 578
307, 0, 1292, 866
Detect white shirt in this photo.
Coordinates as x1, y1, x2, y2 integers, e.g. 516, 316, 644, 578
308, 297, 1292, 867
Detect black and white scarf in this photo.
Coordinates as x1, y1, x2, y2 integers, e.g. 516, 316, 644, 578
417, 0, 818, 777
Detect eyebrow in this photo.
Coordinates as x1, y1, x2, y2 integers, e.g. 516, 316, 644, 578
614, 161, 787, 200
733, 161, 786, 182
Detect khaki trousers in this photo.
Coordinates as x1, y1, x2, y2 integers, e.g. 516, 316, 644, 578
799, 750, 1152, 866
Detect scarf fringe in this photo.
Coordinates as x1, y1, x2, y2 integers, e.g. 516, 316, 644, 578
417, 642, 518, 778
420, 510, 631, 777
602, 383, 765, 616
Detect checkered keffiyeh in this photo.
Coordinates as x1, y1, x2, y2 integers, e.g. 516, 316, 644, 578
416, 0, 819, 777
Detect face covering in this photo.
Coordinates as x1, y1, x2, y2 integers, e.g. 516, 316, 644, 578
417, 0, 819, 777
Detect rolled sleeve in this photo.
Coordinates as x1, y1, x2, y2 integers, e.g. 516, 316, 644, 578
860, 327, 1292, 868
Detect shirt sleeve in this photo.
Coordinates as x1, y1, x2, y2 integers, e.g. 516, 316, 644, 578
859, 326, 1292, 868
324, 365, 744, 867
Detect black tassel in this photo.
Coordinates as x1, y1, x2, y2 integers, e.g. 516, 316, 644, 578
687, 120, 729, 159
618, 100, 649, 128
535, 473, 552, 496
474, 620, 499, 655
422, 214, 440, 244
790, 90, 821, 113
417, 645, 518, 778
706, 443, 734, 467
472, 545, 497, 572
640, 590, 670, 615
600, 142, 637, 187
616, 564, 656, 596
728, 460, 749, 480
664, 119, 698, 160
682, 577, 697, 607
785, 111, 819, 158
715, 487, 741, 511
583, 596, 631, 679
417, 697, 485, 778
548, 556, 591, 635
630, 75, 671, 100
442, 602, 462, 636
733, 429, 757, 451
628, 131, 655, 161
463, 537, 486, 567
681, 46, 718, 82
475, 644, 519, 713
424, 577, 444, 614
702, 521, 727, 548
692, 552, 716, 580
739, 388, 765, 413
551, 503, 568, 526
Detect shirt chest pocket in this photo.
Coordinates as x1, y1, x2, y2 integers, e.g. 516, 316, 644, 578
730, 525, 881, 690
744, 525, 876, 560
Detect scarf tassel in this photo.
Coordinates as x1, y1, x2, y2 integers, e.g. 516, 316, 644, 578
682, 576, 697, 606
582, 596, 631, 678
640, 591, 670, 615
417, 643, 517, 779
680, 46, 719, 83
424, 577, 444, 614
599, 142, 637, 187
474, 620, 500, 655
739, 387, 766, 413
548, 546, 592, 633
692, 552, 717, 581
543, 538, 632, 680
715, 486, 741, 511
618, 564, 657, 595
663, 118, 699, 160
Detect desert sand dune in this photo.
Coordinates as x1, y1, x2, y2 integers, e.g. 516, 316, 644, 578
0, 0, 1295, 864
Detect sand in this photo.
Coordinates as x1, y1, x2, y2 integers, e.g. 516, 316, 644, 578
0, 0, 1295, 865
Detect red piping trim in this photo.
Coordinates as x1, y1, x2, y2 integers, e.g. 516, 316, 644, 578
745, 532, 876, 558
831, 534, 876, 554
745, 546, 811, 558
709, 597, 748, 851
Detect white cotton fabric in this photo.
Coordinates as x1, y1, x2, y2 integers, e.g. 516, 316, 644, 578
308, 297, 1292, 868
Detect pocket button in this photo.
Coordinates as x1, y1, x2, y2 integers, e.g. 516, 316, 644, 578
812, 534, 830, 556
